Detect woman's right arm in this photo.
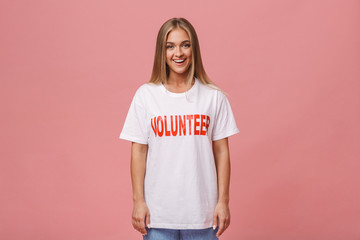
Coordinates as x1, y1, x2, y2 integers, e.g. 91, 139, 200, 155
131, 142, 150, 236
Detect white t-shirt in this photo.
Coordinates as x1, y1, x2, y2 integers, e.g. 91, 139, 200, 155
119, 77, 240, 229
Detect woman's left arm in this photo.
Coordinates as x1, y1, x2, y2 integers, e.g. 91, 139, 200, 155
212, 137, 231, 238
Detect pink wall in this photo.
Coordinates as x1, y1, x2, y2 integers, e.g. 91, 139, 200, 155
1, 0, 359, 239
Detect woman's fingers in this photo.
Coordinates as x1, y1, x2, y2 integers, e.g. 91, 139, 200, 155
145, 211, 151, 229
214, 204, 230, 238
213, 212, 218, 229
132, 214, 147, 235
138, 217, 147, 235
132, 202, 149, 235
216, 217, 225, 237
216, 215, 230, 237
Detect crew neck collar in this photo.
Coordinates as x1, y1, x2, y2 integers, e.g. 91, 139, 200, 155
160, 77, 199, 98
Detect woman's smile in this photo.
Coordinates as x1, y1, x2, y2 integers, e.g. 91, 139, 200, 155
173, 58, 186, 66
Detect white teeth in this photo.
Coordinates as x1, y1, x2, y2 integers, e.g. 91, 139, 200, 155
173, 59, 185, 63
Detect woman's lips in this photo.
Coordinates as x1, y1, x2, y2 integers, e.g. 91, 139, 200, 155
173, 59, 186, 66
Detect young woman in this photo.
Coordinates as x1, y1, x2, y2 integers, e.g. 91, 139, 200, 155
119, 17, 240, 240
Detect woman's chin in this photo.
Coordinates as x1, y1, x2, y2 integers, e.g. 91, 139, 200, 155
169, 68, 190, 75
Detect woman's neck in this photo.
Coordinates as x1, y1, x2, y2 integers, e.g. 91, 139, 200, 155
167, 72, 189, 85
164, 73, 194, 93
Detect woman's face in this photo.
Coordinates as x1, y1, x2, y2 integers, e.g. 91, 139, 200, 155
165, 28, 192, 77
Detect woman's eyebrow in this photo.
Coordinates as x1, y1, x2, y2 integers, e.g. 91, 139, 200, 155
166, 40, 190, 44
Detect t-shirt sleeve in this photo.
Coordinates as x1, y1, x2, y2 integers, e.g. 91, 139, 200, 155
119, 87, 148, 144
211, 91, 240, 141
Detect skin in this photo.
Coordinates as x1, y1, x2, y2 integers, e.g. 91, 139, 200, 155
131, 142, 149, 235
164, 27, 194, 91
131, 28, 231, 238
212, 137, 231, 238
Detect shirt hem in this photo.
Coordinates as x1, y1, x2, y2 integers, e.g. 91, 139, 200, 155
148, 221, 214, 230
119, 133, 148, 144
212, 128, 240, 141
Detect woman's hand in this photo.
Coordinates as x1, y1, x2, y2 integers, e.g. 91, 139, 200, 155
132, 200, 150, 235
213, 201, 230, 237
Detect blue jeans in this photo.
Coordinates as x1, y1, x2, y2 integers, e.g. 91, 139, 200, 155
142, 226, 219, 240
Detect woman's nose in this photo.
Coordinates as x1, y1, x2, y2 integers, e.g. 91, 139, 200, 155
175, 46, 182, 56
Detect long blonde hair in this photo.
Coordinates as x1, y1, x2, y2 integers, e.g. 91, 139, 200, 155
148, 17, 225, 95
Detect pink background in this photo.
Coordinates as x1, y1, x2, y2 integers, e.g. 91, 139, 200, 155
1, 0, 359, 239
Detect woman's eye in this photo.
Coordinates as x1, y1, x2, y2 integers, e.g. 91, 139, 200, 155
166, 44, 190, 49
